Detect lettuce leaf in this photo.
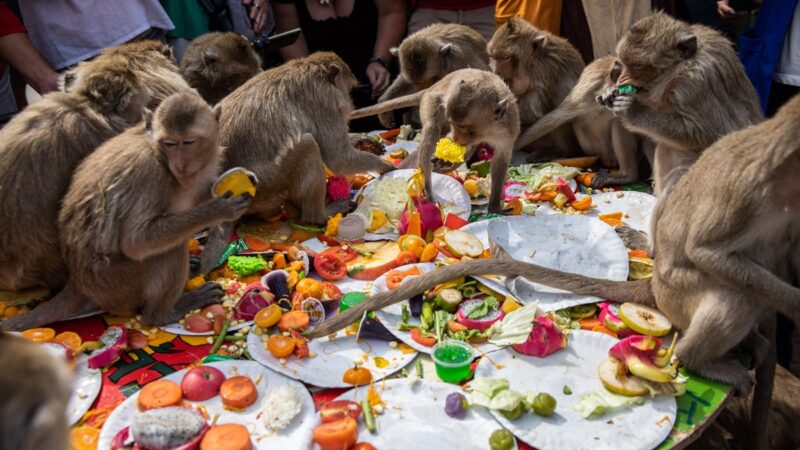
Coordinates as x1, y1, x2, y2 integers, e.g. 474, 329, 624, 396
573, 390, 645, 418
487, 302, 539, 346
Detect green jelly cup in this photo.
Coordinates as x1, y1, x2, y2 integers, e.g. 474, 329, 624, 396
339, 292, 368, 313
432, 340, 474, 384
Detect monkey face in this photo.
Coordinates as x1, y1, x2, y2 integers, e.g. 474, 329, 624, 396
160, 137, 209, 180
449, 121, 479, 146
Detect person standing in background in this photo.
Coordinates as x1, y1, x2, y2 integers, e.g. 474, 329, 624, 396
408, 0, 496, 41
17, 0, 174, 71
496, 0, 562, 35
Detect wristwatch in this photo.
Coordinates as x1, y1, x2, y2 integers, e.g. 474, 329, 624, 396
369, 55, 390, 69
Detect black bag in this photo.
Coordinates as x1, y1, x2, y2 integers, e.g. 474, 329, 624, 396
197, 0, 234, 32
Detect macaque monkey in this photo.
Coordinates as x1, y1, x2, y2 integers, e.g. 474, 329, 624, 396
0, 59, 149, 293
64, 40, 190, 109
514, 56, 653, 188
607, 12, 762, 198
180, 32, 262, 104
313, 94, 800, 449
378, 23, 489, 128
488, 18, 584, 159
0, 333, 72, 450
198, 52, 395, 275
0, 92, 249, 331
352, 69, 520, 214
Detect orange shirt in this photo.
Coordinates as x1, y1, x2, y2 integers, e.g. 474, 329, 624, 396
495, 0, 563, 35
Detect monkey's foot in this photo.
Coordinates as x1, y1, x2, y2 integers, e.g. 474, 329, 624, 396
590, 172, 638, 189
691, 359, 755, 396
323, 200, 355, 220
740, 330, 771, 370
158, 282, 224, 325
615, 226, 652, 256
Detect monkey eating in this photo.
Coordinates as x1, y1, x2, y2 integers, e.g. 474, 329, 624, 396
351, 69, 519, 214
0, 58, 150, 294
488, 17, 584, 160
0, 333, 72, 450
180, 32, 262, 105
514, 56, 653, 188
377, 23, 490, 129
197, 52, 395, 275
313, 93, 800, 449
0, 91, 250, 331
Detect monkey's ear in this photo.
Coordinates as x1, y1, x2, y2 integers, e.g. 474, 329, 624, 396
532, 35, 548, 52
389, 47, 399, 57
677, 34, 697, 59
159, 43, 175, 61
325, 64, 342, 84
213, 104, 222, 123
495, 96, 512, 121
203, 48, 221, 65
438, 43, 453, 56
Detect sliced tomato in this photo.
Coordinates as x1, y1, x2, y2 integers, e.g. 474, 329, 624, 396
320, 400, 363, 423
314, 252, 347, 281
444, 213, 469, 230
410, 328, 437, 347
321, 282, 342, 301
317, 234, 341, 247
394, 250, 418, 267
320, 246, 358, 263
291, 330, 310, 358
385, 267, 422, 290
313, 417, 358, 450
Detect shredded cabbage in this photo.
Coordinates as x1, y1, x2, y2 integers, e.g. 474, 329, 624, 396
261, 384, 303, 431
508, 163, 581, 192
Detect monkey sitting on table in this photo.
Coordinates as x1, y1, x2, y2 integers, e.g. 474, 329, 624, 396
1, 91, 249, 331
315, 93, 800, 449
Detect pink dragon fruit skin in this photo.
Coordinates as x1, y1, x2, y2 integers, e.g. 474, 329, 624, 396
512, 316, 566, 358
598, 301, 636, 337
398, 196, 443, 237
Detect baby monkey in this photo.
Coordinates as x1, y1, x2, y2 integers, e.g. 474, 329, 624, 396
351, 69, 520, 213
1, 91, 250, 331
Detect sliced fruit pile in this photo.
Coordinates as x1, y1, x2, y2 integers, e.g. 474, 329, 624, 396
314, 399, 378, 450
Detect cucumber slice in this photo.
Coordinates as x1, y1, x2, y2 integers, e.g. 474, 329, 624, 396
598, 358, 648, 397
565, 304, 597, 320
443, 230, 484, 258
435, 288, 463, 313
618, 303, 672, 337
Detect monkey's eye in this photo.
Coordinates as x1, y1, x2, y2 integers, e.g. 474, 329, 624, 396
162, 140, 177, 147
182, 140, 196, 145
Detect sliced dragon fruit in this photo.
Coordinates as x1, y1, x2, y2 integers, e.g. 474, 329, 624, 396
512, 316, 566, 358
112, 407, 209, 450
87, 325, 127, 369
598, 301, 634, 337
455, 298, 505, 332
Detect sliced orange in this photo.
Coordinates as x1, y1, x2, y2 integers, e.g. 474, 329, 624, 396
70, 425, 100, 450
54, 331, 82, 353
21, 327, 56, 343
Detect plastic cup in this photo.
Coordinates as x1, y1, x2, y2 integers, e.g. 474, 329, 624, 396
211, 167, 257, 198
432, 340, 474, 384
339, 292, 367, 313
337, 215, 366, 242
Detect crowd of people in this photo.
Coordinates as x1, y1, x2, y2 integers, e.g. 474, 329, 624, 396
1, 1, 796, 125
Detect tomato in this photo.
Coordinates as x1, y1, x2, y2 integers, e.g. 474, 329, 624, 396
291, 330, 310, 359
267, 335, 296, 358
320, 246, 358, 262
254, 304, 282, 328
314, 253, 347, 281
295, 278, 324, 299
317, 235, 341, 247
321, 282, 342, 301
352, 444, 378, 450
410, 328, 437, 347
394, 250, 418, 267
342, 366, 373, 385
398, 235, 426, 259
312, 418, 358, 450
385, 267, 422, 290
320, 400, 362, 423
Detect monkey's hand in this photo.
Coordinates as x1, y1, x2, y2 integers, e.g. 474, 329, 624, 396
611, 91, 634, 117
378, 111, 397, 129
377, 160, 397, 174
211, 191, 251, 222
596, 87, 617, 110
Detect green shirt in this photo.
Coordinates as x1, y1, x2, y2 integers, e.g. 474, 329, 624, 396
160, 0, 225, 40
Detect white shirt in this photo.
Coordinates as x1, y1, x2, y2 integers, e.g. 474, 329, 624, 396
774, 3, 800, 87
20, 0, 174, 70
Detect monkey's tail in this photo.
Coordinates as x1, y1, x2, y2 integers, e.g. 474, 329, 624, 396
0, 282, 87, 331
350, 91, 425, 120
307, 259, 654, 338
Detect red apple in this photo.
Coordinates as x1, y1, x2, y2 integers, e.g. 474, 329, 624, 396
181, 366, 227, 401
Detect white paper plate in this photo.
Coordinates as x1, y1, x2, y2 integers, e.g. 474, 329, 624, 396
67, 354, 102, 426
161, 320, 252, 336
371, 262, 514, 355
474, 331, 676, 450
354, 169, 472, 240
450, 218, 513, 297
537, 191, 656, 234
247, 326, 416, 388
98, 361, 316, 450
314, 379, 519, 450
487, 215, 629, 311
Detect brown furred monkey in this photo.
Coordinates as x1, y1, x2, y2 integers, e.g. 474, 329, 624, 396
352, 69, 520, 214
608, 12, 762, 198
313, 94, 800, 449
488, 17, 584, 159
180, 32, 262, 105
0, 58, 149, 293
197, 52, 395, 275
514, 56, 653, 188
63, 40, 190, 109
377, 23, 489, 128
1, 91, 249, 331
0, 333, 72, 450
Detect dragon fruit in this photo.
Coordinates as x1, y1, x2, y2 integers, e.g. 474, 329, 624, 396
326, 176, 351, 202
398, 196, 443, 238
608, 335, 678, 383
598, 301, 635, 337
512, 316, 566, 358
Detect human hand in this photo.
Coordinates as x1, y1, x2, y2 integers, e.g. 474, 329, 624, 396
243, 0, 268, 33
717, 0, 746, 19
366, 62, 391, 99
